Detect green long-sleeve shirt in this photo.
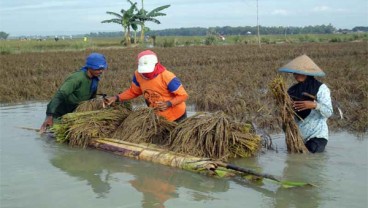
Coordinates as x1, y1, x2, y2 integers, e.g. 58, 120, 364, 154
46, 70, 96, 118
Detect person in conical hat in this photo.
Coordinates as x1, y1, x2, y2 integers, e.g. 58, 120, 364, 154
105, 50, 188, 122
278, 54, 333, 153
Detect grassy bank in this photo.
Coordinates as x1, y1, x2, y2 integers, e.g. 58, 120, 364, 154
1, 33, 367, 54
0, 42, 367, 132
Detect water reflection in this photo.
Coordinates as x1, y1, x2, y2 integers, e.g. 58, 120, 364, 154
127, 162, 230, 207
48, 143, 229, 207
273, 154, 328, 208
50, 149, 112, 198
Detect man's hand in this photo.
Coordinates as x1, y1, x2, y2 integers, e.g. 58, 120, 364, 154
293, 101, 317, 111
155, 101, 171, 111
104, 96, 118, 106
40, 116, 53, 134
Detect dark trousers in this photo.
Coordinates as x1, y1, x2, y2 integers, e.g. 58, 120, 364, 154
305, 137, 328, 153
174, 112, 187, 123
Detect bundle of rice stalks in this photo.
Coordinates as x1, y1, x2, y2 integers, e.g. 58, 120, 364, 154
75, 98, 105, 112
53, 107, 131, 148
270, 76, 309, 153
75, 98, 132, 112
168, 111, 261, 161
113, 108, 177, 145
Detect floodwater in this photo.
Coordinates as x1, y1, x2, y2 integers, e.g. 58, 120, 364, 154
0, 102, 367, 208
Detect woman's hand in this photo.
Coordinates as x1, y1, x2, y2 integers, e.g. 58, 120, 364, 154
293, 101, 317, 111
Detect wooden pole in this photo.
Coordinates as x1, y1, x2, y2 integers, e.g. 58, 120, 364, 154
257, 0, 261, 48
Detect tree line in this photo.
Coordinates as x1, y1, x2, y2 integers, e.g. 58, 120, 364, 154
88, 25, 367, 38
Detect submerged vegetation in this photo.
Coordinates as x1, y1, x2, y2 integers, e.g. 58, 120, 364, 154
1, 41, 367, 133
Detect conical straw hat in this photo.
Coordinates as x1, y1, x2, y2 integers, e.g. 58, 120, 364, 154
278, 54, 325, 77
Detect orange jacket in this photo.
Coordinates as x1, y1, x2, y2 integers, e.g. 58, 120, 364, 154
117, 69, 188, 121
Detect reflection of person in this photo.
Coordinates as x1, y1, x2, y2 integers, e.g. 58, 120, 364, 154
105, 50, 188, 122
129, 169, 178, 208
50, 149, 112, 198
127, 164, 230, 208
40, 53, 108, 133
278, 55, 333, 153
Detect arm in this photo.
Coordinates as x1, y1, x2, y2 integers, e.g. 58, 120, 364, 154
117, 74, 142, 101
46, 76, 80, 116
41, 76, 80, 132
156, 76, 188, 111
105, 74, 142, 105
117, 84, 142, 101
315, 84, 333, 118
167, 77, 188, 106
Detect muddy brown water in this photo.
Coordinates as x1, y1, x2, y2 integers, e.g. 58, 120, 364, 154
0, 103, 367, 208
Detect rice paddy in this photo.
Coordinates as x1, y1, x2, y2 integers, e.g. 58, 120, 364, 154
1, 41, 367, 133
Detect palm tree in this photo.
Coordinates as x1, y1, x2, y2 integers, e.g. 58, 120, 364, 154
135, 1, 170, 42
101, 1, 140, 46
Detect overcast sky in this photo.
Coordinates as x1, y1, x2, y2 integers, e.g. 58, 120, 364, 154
0, 0, 367, 36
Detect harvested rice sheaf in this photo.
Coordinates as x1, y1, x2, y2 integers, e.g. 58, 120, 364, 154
113, 107, 177, 145
270, 76, 309, 153
75, 98, 133, 112
53, 107, 131, 148
168, 111, 261, 161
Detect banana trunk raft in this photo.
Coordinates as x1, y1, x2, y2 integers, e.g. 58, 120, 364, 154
88, 137, 313, 189
47, 106, 313, 189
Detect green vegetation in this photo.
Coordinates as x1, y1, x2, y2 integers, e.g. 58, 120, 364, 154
1, 33, 367, 54
88, 24, 359, 37
101, 0, 170, 45
0, 38, 119, 54
0, 31, 9, 40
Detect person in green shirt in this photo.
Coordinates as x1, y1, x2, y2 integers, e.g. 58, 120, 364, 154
40, 53, 108, 133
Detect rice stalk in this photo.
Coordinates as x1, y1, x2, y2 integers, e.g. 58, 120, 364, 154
270, 76, 309, 153
113, 107, 177, 145
75, 98, 133, 112
75, 98, 105, 112
53, 107, 131, 148
168, 111, 261, 161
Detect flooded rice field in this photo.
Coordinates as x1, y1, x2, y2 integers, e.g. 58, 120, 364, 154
0, 102, 367, 208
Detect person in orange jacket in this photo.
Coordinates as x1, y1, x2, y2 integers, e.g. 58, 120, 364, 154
105, 50, 188, 122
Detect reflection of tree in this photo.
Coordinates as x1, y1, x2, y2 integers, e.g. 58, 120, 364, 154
273, 154, 328, 208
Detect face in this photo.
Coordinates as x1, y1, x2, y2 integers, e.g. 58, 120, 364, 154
88, 68, 104, 77
293, 73, 307, 82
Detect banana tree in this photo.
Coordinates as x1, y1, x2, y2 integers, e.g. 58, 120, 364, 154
101, 2, 139, 46
135, 0, 170, 42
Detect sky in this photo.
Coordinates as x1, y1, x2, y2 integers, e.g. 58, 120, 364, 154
0, 0, 367, 37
